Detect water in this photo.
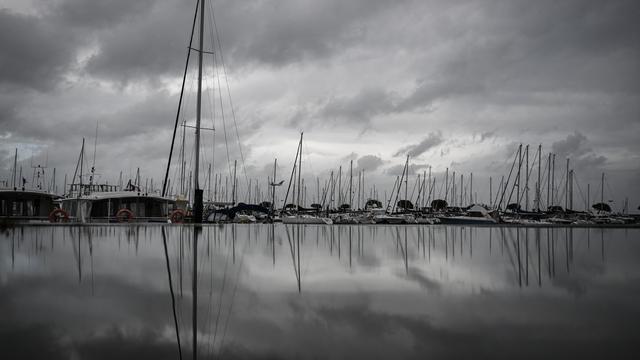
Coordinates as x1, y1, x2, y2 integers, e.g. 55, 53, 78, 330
1, 225, 639, 359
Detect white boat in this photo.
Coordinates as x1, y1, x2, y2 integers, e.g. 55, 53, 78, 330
233, 214, 257, 223
374, 214, 415, 224
282, 214, 333, 225
437, 205, 498, 225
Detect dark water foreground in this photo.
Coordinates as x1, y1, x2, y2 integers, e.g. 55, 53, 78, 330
1, 225, 638, 360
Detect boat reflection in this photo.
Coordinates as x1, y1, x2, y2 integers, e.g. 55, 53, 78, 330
0, 224, 637, 359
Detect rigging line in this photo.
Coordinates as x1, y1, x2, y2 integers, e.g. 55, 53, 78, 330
571, 172, 588, 209
495, 145, 519, 209
206, 1, 232, 185
162, 227, 183, 360
516, 146, 540, 206
162, 0, 200, 197
210, 4, 249, 185
210, 228, 232, 354
285, 225, 301, 285
207, 38, 217, 185
282, 137, 302, 210
217, 228, 250, 355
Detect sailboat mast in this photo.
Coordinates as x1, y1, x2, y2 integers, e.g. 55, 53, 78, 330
349, 159, 353, 209
12, 148, 17, 189
272, 158, 277, 213
297, 132, 303, 209
405, 155, 409, 210
537, 144, 541, 211
193, 0, 206, 224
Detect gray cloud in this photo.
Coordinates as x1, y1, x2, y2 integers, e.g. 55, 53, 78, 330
552, 132, 607, 170
394, 132, 444, 158
50, 0, 156, 29
356, 155, 384, 172
320, 89, 397, 123
1, 0, 639, 204
0, 9, 78, 91
385, 163, 428, 176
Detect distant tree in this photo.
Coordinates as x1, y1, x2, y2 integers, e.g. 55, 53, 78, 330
431, 199, 447, 211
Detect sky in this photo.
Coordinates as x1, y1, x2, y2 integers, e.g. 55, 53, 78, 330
0, 0, 638, 211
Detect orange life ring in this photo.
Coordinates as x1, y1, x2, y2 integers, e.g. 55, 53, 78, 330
48, 208, 69, 223
170, 209, 186, 223
116, 208, 135, 223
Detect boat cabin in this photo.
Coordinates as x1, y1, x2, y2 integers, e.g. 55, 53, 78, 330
0, 189, 59, 220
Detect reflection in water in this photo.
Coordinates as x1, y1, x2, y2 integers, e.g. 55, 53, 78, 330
1, 225, 639, 359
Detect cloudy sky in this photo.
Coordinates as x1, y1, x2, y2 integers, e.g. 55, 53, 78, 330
0, 0, 638, 210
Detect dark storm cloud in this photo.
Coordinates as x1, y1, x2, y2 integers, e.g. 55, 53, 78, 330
0, 9, 78, 91
394, 132, 444, 157
320, 89, 397, 123
551, 132, 607, 169
220, 0, 407, 67
50, 0, 156, 29
83, 0, 195, 83
1, 0, 639, 202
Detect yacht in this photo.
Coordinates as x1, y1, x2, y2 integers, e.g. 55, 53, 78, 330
437, 204, 498, 225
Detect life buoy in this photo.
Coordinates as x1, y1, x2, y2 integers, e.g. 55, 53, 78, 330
48, 208, 69, 223
116, 208, 135, 223
170, 209, 186, 223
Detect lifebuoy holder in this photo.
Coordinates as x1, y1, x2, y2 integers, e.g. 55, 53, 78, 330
170, 209, 186, 223
48, 208, 70, 223
116, 208, 135, 223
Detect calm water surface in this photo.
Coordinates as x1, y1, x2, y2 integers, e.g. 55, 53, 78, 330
1, 225, 639, 359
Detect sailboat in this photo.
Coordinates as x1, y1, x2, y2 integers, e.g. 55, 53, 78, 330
281, 133, 332, 225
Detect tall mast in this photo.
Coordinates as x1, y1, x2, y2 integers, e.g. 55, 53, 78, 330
565, 158, 569, 210
551, 154, 556, 206
427, 166, 431, 207
80, 139, 85, 196
537, 145, 541, 212
12, 148, 17, 189
547, 153, 551, 209
297, 132, 303, 210
516, 144, 522, 211
338, 165, 342, 205
356, 169, 361, 210
525, 145, 529, 211
90, 121, 98, 188
489, 176, 492, 208
193, 0, 206, 223
349, 159, 353, 209
460, 173, 464, 206
445, 167, 449, 203
601, 172, 604, 205
232, 160, 237, 204
470, 172, 473, 205
452, 171, 456, 207
405, 155, 409, 210
207, 163, 211, 201
272, 158, 277, 213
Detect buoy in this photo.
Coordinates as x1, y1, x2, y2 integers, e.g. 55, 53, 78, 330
116, 208, 135, 223
48, 208, 70, 223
